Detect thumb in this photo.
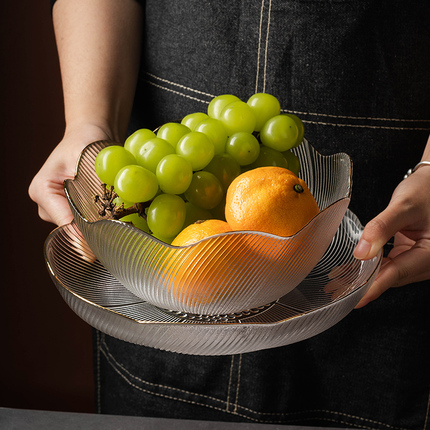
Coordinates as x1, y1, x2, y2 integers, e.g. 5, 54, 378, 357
354, 208, 402, 260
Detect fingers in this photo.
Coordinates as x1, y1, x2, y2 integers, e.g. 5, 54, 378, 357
355, 238, 430, 308
353, 178, 421, 261
39, 197, 74, 226
354, 164, 430, 261
353, 212, 401, 260
29, 177, 74, 227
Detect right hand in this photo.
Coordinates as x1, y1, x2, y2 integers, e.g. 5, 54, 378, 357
29, 124, 114, 226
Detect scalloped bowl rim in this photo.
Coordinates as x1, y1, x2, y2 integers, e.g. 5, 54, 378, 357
65, 139, 353, 249
66, 193, 352, 249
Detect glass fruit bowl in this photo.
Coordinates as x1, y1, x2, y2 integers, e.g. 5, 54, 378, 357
44, 209, 382, 355
64, 139, 352, 315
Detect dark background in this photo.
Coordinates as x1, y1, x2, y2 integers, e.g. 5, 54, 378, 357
1, 2, 95, 413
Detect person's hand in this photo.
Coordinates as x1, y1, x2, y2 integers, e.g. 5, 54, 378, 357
29, 124, 114, 226
353, 163, 430, 308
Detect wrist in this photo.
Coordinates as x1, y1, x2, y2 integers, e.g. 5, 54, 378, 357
404, 161, 430, 179
63, 122, 120, 147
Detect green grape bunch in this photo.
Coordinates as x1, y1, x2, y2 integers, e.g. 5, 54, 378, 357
94, 92, 304, 244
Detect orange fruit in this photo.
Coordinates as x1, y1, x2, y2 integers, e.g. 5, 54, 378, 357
225, 166, 319, 237
172, 219, 232, 247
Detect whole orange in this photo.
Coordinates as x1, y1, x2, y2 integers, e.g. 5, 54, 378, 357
172, 219, 232, 247
225, 166, 319, 237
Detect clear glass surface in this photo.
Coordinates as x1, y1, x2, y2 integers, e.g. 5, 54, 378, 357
62, 139, 353, 315
45, 209, 382, 355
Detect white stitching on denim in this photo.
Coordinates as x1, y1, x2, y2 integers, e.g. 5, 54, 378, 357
100, 341, 236, 415
146, 81, 211, 105
284, 109, 430, 123
255, 0, 265, 94
255, 0, 272, 94
99, 334, 225, 405
99, 335, 412, 429
144, 74, 430, 131
233, 354, 243, 413
146, 72, 215, 98
302, 119, 430, 131
262, 0, 272, 94
226, 355, 235, 412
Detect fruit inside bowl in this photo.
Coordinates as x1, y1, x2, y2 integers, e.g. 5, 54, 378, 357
64, 93, 352, 315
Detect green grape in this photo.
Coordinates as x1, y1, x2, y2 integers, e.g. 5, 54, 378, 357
246, 93, 281, 132
183, 202, 212, 229
176, 131, 215, 171
225, 132, 260, 166
282, 149, 301, 176
246, 145, 288, 170
184, 171, 224, 210
181, 112, 208, 130
259, 114, 300, 151
147, 193, 186, 239
156, 122, 190, 148
219, 101, 257, 136
194, 117, 228, 155
151, 232, 176, 244
124, 128, 156, 158
287, 113, 305, 148
204, 153, 241, 192
114, 164, 158, 203
135, 137, 175, 173
156, 154, 193, 195
207, 94, 241, 120
94, 145, 136, 186
122, 213, 150, 233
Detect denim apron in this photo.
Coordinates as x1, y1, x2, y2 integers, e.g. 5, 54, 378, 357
95, 1, 430, 428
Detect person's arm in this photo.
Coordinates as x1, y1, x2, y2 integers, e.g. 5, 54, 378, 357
29, 0, 143, 226
354, 135, 430, 307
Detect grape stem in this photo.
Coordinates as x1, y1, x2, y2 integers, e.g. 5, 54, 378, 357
113, 201, 149, 220
94, 183, 150, 220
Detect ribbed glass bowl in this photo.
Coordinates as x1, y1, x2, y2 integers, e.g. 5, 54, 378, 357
64, 139, 352, 315
44, 209, 382, 355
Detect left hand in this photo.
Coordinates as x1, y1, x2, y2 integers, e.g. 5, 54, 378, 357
353, 163, 430, 308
